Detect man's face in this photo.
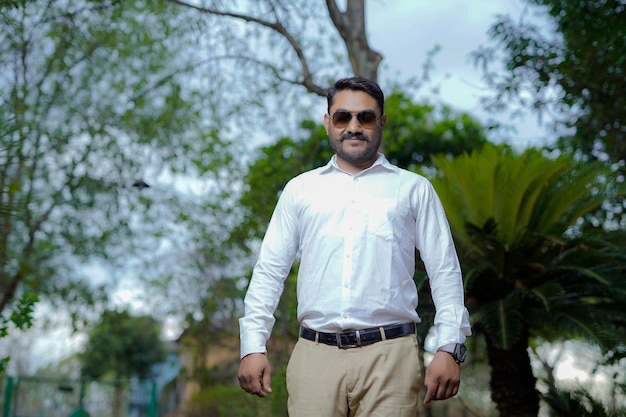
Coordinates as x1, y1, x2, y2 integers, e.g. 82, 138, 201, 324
324, 90, 386, 172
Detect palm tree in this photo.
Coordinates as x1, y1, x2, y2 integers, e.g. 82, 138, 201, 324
428, 144, 626, 417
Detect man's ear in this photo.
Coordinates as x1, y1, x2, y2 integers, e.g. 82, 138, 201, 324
323, 113, 330, 134
381, 113, 387, 128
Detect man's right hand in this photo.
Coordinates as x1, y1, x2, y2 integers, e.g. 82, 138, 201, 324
238, 353, 272, 397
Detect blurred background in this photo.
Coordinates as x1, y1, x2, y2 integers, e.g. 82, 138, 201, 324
1, 0, 625, 416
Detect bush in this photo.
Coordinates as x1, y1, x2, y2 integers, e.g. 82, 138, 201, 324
187, 369, 288, 417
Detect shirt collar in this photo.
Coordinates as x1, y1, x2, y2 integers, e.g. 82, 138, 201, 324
320, 153, 397, 175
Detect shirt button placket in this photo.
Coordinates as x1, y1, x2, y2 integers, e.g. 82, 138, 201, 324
340, 176, 360, 323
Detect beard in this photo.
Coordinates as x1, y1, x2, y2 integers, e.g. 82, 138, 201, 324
329, 131, 382, 165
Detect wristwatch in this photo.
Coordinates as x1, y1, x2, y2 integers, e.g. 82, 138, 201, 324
438, 343, 467, 363
451, 343, 467, 363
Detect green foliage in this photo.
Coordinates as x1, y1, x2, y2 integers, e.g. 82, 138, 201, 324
233, 120, 333, 246
186, 369, 288, 417
384, 91, 488, 170
0, 0, 230, 324
429, 144, 626, 416
0, 116, 39, 374
474, 0, 626, 163
430, 145, 624, 250
430, 144, 626, 348
0, 291, 38, 373
541, 383, 626, 417
80, 309, 166, 380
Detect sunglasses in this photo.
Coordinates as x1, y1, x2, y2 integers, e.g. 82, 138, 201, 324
330, 110, 379, 129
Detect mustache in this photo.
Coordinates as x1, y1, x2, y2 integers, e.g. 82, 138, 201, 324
340, 133, 368, 141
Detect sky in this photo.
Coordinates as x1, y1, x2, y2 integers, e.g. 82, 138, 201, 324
365, 0, 554, 149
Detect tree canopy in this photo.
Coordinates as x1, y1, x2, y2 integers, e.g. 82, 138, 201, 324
0, 0, 235, 326
473, 0, 626, 164
80, 309, 166, 380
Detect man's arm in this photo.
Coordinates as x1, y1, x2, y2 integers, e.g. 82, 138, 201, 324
414, 181, 471, 404
238, 180, 300, 395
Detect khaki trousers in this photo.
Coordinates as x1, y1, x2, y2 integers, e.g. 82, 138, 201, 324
286, 334, 422, 417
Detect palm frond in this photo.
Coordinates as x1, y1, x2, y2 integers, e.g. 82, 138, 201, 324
535, 161, 626, 234
429, 144, 626, 353
472, 291, 525, 349
541, 382, 625, 417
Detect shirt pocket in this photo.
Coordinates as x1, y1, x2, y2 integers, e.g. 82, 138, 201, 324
366, 198, 396, 240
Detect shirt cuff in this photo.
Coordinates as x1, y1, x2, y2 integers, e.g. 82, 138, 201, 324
240, 331, 268, 359
437, 343, 456, 353
434, 322, 470, 351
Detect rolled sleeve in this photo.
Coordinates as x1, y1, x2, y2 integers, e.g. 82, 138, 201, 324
433, 303, 472, 349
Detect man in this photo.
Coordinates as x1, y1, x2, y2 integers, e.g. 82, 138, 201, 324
238, 76, 471, 416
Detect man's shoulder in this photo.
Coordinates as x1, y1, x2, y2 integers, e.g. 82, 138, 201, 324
282, 165, 330, 193
289, 164, 331, 182
380, 160, 431, 185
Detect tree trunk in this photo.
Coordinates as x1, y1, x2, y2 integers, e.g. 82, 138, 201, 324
326, 0, 383, 81
485, 329, 539, 417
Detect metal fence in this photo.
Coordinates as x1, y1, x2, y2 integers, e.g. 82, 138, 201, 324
2, 376, 157, 417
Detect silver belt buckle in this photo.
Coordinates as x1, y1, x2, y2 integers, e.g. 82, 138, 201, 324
337, 330, 361, 349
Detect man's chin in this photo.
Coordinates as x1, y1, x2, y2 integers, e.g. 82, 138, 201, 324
337, 149, 377, 164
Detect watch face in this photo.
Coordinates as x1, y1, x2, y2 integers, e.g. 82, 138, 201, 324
454, 344, 467, 363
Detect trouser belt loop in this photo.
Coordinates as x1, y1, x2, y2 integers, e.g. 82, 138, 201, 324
379, 326, 386, 340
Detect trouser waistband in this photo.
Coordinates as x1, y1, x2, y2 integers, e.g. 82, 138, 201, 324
299, 322, 416, 349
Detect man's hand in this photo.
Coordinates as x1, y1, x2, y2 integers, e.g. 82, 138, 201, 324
423, 351, 461, 405
238, 353, 272, 397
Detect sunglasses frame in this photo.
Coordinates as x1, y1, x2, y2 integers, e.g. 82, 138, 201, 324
330, 110, 380, 129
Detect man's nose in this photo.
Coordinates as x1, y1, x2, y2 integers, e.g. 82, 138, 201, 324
346, 114, 363, 133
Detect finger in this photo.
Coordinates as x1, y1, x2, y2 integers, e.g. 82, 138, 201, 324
426, 382, 448, 403
423, 385, 435, 405
239, 375, 266, 397
438, 380, 453, 400
251, 379, 267, 398
262, 369, 272, 394
439, 381, 459, 400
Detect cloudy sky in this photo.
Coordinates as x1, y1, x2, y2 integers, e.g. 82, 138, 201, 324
366, 0, 553, 149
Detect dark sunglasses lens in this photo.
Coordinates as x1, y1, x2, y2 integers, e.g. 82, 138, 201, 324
332, 111, 378, 128
332, 111, 352, 127
357, 111, 377, 128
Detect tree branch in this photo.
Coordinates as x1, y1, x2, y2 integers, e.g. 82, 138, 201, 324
325, 0, 382, 80
167, 0, 327, 96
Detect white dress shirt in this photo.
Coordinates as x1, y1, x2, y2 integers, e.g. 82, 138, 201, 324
239, 154, 471, 358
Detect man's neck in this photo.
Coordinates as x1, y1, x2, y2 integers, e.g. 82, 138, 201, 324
336, 157, 376, 175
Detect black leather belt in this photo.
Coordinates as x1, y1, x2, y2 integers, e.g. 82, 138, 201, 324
299, 323, 416, 349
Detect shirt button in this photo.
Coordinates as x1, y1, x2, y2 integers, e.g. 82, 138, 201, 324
343, 282, 349, 288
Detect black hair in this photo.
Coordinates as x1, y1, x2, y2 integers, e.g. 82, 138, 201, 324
326, 76, 385, 114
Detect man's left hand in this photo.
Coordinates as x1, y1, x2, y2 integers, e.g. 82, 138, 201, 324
423, 350, 461, 405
